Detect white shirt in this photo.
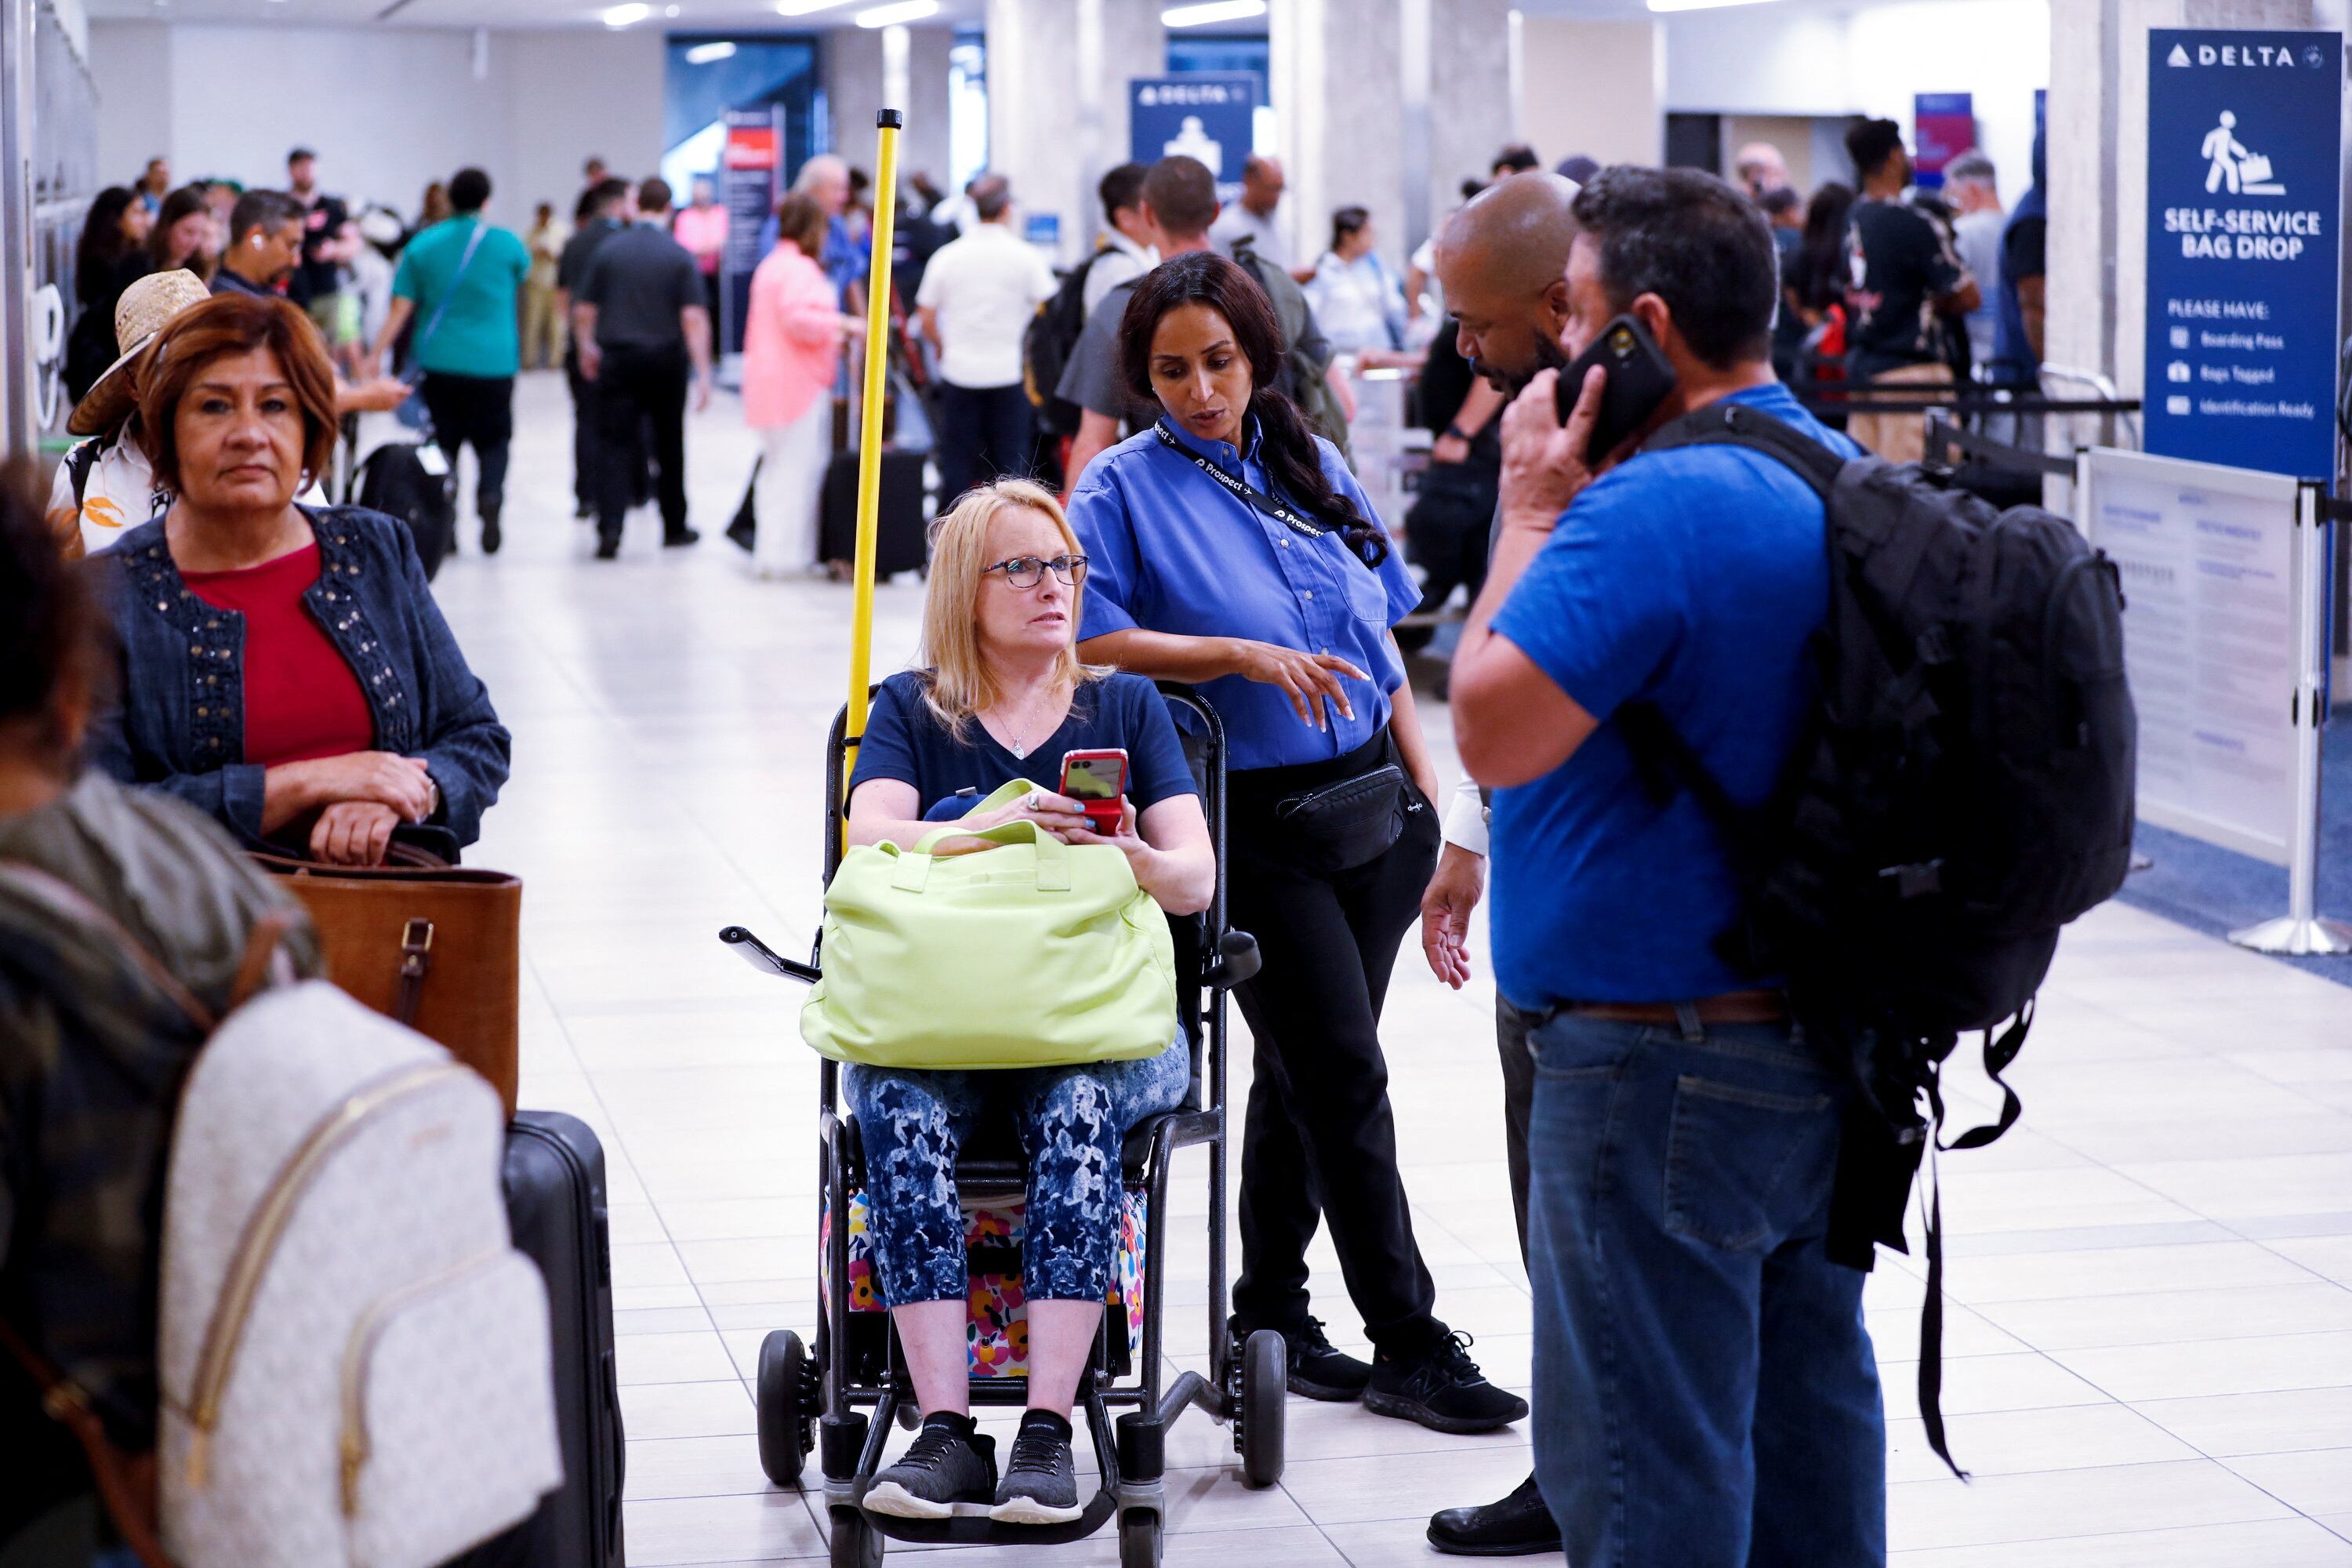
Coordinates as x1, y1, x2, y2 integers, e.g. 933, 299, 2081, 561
51, 430, 329, 557
1210, 202, 1287, 272
1083, 230, 1159, 318
1305, 249, 1406, 354
914, 221, 1058, 390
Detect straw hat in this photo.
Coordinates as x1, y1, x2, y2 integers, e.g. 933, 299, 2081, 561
67, 268, 214, 437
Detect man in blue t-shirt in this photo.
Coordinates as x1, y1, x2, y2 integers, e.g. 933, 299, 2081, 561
1450, 166, 1883, 1567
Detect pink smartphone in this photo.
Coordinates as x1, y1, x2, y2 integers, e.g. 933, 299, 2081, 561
1059, 749, 1129, 834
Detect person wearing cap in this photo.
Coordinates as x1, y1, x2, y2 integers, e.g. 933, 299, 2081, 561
46, 267, 401, 561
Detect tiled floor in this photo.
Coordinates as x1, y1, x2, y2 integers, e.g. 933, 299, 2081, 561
437, 373, 2352, 1565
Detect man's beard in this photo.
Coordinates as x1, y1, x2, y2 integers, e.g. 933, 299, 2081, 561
1472, 328, 1570, 394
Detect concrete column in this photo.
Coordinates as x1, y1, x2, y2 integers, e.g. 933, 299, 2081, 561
987, 0, 1163, 263
2045, 0, 2314, 401
831, 25, 954, 210
1271, 0, 1406, 268
1428, 0, 1515, 234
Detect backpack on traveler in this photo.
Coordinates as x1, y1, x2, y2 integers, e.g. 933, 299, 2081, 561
0, 862, 562, 1568
1229, 238, 1354, 460
1022, 251, 1105, 440
1624, 400, 2136, 1475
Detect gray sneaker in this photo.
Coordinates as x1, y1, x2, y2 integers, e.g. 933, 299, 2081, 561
990, 1415, 1083, 1525
862, 1416, 998, 1519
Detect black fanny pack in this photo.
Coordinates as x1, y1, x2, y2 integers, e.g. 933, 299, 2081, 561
1275, 763, 1409, 873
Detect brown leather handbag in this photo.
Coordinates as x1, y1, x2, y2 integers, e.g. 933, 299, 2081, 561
250, 846, 523, 1116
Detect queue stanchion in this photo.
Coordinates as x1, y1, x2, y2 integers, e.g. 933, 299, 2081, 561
841, 108, 902, 840
2229, 481, 2352, 956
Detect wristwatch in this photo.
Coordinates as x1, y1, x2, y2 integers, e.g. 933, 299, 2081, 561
1443, 423, 1471, 444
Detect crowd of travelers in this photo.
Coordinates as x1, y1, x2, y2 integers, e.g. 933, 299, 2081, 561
4, 106, 2087, 1568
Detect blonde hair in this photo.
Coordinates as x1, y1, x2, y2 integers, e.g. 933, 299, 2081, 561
917, 479, 1103, 741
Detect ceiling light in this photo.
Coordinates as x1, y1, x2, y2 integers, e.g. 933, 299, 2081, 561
602, 2, 650, 25
775, 0, 855, 12
664, 3, 679, 13
1162, 0, 1265, 24
685, 39, 736, 62
855, 0, 938, 24
1646, 0, 1780, 10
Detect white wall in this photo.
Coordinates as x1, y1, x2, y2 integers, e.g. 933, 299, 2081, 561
89, 20, 170, 189
86, 20, 662, 228
1518, 18, 1665, 170
1664, 0, 2050, 200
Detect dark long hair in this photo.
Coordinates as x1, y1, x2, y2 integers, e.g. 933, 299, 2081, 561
1792, 180, 1856, 314
1118, 250, 1386, 565
147, 185, 214, 276
75, 187, 140, 307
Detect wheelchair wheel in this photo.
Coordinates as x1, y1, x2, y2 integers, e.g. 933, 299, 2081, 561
829, 1506, 884, 1568
1119, 1508, 1163, 1568
1239, 1329, 1287, 1488
757, 1330, 814, 1487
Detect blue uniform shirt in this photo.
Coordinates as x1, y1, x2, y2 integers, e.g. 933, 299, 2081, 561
1488, 382, 1858, 1008
1068, 418, 1421, 772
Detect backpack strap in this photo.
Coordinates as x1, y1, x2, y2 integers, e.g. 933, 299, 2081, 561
66, 434, 104, 505
0, 1319, 177, 1568
1642, 398, 1849, 498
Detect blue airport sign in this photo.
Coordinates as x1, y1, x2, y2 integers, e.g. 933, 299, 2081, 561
2143, 30, 2343, 480
1130, 74, 1259, 205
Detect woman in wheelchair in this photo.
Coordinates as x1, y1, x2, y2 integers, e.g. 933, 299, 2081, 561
842, 479, 1214, 1526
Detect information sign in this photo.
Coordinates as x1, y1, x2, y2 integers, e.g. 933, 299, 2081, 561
720, 107, 784, 355
2084, 448, 2305, 862
1911, 93, 1975, 189
2143, 30, 2343, 480
1129, 74, 1260, 205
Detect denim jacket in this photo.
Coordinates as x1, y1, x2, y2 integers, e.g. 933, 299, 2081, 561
86, 506, 511, 862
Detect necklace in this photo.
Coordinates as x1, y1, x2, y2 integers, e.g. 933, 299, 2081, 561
987, 686, 1067, 760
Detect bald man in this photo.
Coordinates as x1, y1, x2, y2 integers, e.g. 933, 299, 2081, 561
764, 154, 867, 307
1417, 169, 1579, 1561
1733, 140, 1790, 201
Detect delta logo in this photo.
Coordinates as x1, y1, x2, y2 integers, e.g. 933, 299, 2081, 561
2167, 41, 2329, 68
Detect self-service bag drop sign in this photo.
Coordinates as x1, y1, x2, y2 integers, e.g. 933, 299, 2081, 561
2144, 31, 2343, 479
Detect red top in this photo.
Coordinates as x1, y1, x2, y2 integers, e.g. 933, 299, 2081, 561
183, 543, 375, 767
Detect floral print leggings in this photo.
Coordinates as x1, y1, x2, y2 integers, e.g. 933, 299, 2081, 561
844, 1034, 1189, 1306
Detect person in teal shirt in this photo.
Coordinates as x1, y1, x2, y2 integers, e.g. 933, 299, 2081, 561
368, 166, 532, 554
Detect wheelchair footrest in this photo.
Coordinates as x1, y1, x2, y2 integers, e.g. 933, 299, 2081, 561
860, 1488, 1120, 1546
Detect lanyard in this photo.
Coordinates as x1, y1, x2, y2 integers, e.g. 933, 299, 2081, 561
1152, 422, 1338, 543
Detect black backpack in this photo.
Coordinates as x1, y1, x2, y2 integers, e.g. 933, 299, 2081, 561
355, 442, 456, 583
1022, 252, 1104, 439
1628, 400, 2136, 1474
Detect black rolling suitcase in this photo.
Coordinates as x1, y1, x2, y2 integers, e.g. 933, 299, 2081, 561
456, 1111, 627, 1567
818, 448, 929, 579
355, 440, 457, 582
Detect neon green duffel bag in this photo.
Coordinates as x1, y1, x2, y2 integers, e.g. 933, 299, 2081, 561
800, 781, 1178, 1069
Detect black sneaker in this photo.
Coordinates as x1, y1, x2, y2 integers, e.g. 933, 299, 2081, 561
1428, 1473, 1561, 1557
662, 525, 701, 548
862, 1413, 997, 1519
593, 534, 620, 560
991, 1410, 1082, 1525
1283, 1316, 1373, 1402
1364, 1332, 1528, 1435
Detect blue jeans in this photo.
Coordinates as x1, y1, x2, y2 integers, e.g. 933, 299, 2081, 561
1526, 1011, 1885, 1568
844, 1035, 1189, 1306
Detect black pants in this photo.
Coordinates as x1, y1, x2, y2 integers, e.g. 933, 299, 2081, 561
420, 371, 514, 523
594, 343, 689, 545
1495, 995, 1537, 1269
931, 380, 1034, 512
1226, 731, 1446, 1356
565, 346, 600, 509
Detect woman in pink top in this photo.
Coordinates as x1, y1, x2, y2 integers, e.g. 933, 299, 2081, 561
743, 193, 852, 578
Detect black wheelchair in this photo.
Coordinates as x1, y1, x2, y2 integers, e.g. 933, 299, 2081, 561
720, 684, 1278, 1567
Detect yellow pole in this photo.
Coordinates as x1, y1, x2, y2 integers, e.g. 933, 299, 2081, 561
843, 109, 902, 804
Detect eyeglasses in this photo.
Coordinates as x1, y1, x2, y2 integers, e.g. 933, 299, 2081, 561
982, 554, 1089, 589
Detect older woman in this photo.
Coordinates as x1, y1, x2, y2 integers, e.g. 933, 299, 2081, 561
742, 191, 851, 579
1067, 252, 1523, 1436
0, 455, 318, 1567
843, 479, 1212, 1527
88, 292, 509, 866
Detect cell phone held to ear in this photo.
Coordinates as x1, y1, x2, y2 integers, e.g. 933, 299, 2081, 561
1058, 749, 1130, 835
1554, 313, 1679, 463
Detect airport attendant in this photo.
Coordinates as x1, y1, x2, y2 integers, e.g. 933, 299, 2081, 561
1067, 251, 1525, 1433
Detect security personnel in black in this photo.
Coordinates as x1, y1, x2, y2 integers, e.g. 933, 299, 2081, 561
556, 176, 632, 518
572, 176, 713, 558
